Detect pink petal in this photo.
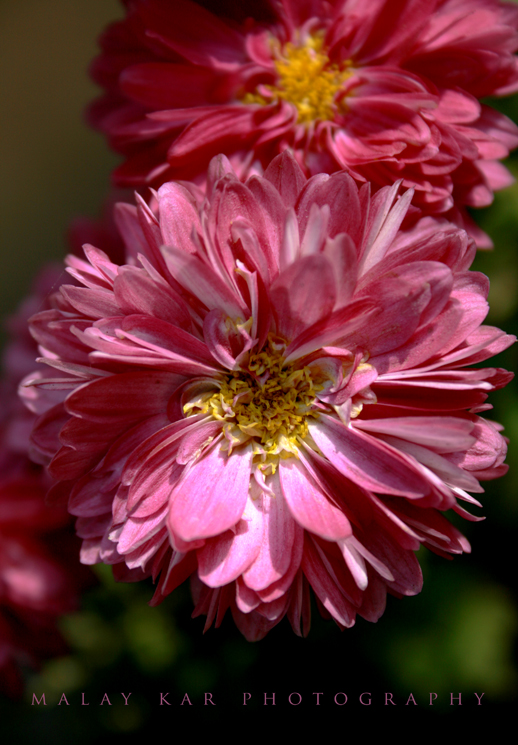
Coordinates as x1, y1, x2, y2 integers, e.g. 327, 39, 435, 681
309, 414, 430, 497
168, 443, 252, 541
270, 255, 337, 340
242, 479, 299, 593
353, 416, 476, 453
302, 536, 357, 628
197, 493, 263, 587
278, 458, 352, 540
65, 371, 183, 423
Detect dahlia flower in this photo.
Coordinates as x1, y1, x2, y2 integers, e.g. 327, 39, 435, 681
22, 153, 513, 640
89, 0, 518, 245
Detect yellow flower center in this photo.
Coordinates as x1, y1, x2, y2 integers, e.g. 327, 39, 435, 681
184, 336, 322, 472
243, 34, 352, 124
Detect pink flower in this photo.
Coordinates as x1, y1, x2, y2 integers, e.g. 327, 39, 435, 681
89, 0, 518, 245
22, 153, 513, 640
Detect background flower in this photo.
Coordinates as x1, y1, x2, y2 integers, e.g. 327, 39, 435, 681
0, 269, 95, 697
0, 459, 90, 699
88, 0, 518, 245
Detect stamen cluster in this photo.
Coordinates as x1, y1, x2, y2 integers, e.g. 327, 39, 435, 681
187, 337, 322, 465
243, 35, 351, 124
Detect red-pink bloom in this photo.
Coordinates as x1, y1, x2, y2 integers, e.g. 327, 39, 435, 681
0, 271, 95, 695
89, 0, 518, 245
22, 153, 513, 640
0, 458, 89, 696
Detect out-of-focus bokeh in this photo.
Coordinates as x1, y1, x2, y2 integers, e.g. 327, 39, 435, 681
0, 0, 517, 736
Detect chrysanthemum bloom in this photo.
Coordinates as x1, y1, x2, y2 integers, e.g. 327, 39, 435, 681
89, 0, 518, 245
0, 274, 95, 695
22, 153, 513, 640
